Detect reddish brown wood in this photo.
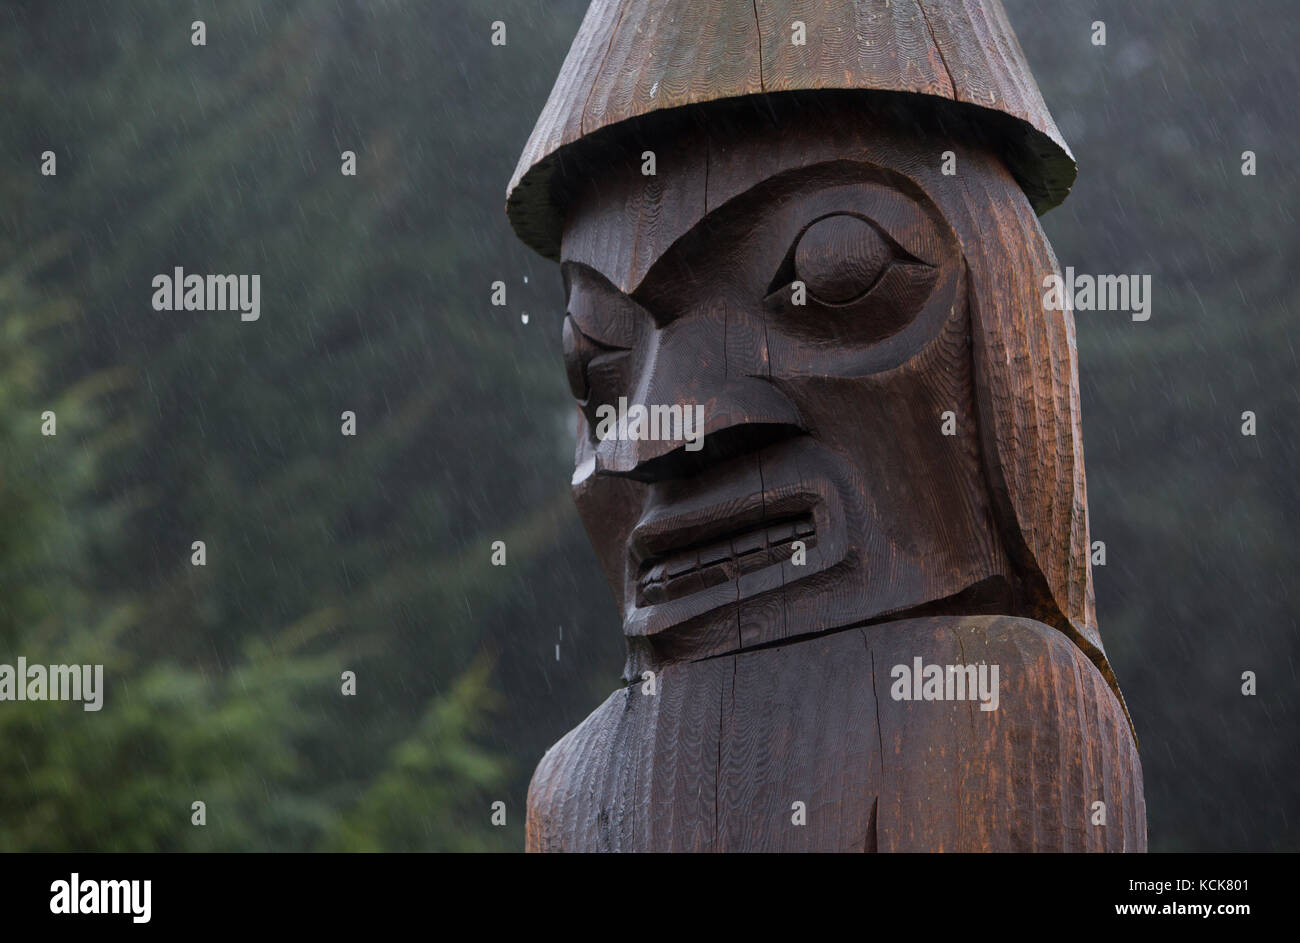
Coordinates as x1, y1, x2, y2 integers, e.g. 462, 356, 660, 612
508, 2, 1145, 853
506, 0, 1076, 261
528, 616, 1143, 852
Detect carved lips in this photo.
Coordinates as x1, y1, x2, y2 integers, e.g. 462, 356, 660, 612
622, 449, 848, 640
635, 510, 816, 607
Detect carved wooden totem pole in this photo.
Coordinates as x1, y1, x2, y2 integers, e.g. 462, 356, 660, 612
505, 0, 1146, 852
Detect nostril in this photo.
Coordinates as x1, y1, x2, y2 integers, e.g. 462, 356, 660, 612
600, 422, 805, 483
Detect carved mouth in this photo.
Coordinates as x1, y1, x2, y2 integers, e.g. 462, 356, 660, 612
636, 513, 816, 606
620, 440, 849, 643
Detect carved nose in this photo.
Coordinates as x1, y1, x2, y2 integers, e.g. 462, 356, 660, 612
593, 378, 805, 483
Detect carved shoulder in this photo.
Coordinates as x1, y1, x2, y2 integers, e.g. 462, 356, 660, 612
525, 616, 1144, 852
525, 687, 638, 852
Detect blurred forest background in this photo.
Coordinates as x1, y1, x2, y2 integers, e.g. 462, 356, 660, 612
1, 0, 1295, 852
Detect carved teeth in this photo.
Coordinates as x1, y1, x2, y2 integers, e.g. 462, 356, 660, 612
766, 521, 796, 543
699, 562, 733, 589
699, 544, 731, 567
731, 529, 766, 557
665, 554, 698, 578
637, 515, 815, 606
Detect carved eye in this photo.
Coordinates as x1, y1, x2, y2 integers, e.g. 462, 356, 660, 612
560, 263, 640, 416
765, 211, 938, 345
793, 214, 893, 304
563, 310, 635, 404
564, 313, 638, 443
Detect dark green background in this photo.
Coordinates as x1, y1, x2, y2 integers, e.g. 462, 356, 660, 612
2, 0, 1296, 851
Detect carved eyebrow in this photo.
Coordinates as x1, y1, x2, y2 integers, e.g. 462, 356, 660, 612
626, 165, 820, 297
562, 163, 841, 298
562, 259, 623, 302
631, 160, 936, 304
562, 261, 644, 349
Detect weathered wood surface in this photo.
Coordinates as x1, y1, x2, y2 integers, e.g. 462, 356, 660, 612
508, 3, 1144, 853
527, 616, 1146, 852
507, 0, 1077, 259
560, 100, 1107, 676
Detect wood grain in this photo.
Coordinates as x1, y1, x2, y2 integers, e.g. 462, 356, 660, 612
511, 6, 1143, 853
527, 616, 1145, 852
507, 0, 1076, 259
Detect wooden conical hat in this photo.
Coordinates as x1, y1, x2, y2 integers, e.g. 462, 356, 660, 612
506, 0, 1076, 259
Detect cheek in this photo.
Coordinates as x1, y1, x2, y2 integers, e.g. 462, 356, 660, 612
778, 317, 979, 513
764, 254, 963, 379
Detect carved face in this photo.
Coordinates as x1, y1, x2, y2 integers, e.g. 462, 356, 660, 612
557, 101, 1085, 672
